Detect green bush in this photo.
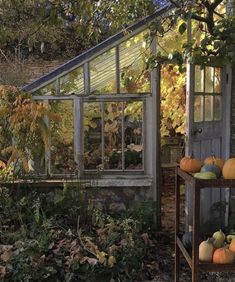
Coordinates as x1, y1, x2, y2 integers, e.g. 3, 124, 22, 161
0, 187, 155, 281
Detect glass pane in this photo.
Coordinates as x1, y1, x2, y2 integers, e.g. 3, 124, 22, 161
214, 67, 222, 93
60, 67, 84, 95
214, 95, 222, 120
120, 31, 150, 93
194, 65, 204, 92
194, 95, 203, 122
124, 101, 143, 170
35, 81, 57, 96
30, 101, 46, 174
90, 48, 116, 94
50, 100, 75, 174
104, 102, 122, 169
205, 67, 214, 93
84, 102, 102, 169
205, 95, 213, 121
157, 20, 187, 56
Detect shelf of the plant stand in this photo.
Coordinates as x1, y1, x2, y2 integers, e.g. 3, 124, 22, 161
177, 167, 235, 189
175, 167, 235, 282
176, 235, 235, 272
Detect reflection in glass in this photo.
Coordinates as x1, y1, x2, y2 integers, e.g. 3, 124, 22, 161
90, 49, 116, 94
124, 101, 143, 170
84, 102, 102, 169
50, 100, 75, 174
195, 65, 204, 92
35, 81, 57, 96
205, 95, 213, 121
205, 67, 214, 93
194, 95, 203, 122
31, 101, 46, 174
60, 67, 84, 95
120, 31, 150, 93
104, 102, 122, 169
214, 96, 222, 120
214, 68, 221, 93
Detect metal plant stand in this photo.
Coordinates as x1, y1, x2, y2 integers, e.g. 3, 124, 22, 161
175, 167, 235, 282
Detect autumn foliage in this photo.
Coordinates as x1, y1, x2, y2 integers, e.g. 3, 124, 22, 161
0, 85, 53, 174
160, 65, 186, 137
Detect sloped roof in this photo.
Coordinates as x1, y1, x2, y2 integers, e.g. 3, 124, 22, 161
22, 3, 172, 93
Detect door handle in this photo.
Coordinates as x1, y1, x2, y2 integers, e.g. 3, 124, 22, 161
193, 128, 202, 135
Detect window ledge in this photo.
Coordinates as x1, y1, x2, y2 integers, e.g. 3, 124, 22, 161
89, 176, 153, 187
0, 175, 153, 189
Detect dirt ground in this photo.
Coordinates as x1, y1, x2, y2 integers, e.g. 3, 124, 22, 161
145, 185, 235, 282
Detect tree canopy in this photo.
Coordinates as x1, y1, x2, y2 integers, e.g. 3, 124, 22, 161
0, 0, 166, 61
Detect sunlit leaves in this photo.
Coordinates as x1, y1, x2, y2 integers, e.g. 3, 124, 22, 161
0, 85, 54, 175
169, 0, 235, 65
160, 65, 186, 137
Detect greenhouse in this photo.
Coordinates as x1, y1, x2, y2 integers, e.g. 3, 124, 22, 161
21, 1, 233, 223
21, 4, 179, 208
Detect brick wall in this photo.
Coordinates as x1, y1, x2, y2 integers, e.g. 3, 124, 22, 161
0, 59, 65, 86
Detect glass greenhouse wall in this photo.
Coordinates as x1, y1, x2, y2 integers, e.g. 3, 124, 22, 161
31, 30, 152, 176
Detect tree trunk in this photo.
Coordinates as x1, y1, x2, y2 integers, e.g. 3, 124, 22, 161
227, 0, 235, 15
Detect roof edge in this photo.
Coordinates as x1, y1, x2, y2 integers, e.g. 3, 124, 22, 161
22, 3, 173, 92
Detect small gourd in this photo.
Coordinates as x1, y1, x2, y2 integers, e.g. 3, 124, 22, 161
222, 158, 235, 179
200, 164, 221, 178
212, 229, 225, 249
227, 235, 235, 244
229, 238, 235, 253
180, 155, 201, 173
194, 172, 217, 180
204, 156, 224, 170
199, 238, 214, 262
213, 246, 235, 264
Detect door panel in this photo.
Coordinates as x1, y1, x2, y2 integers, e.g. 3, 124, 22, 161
186, 64, 227, 233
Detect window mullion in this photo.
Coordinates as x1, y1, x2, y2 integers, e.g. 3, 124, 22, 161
74, 98, 83, 176
116, 45, 120, 94
101, 102, 105, 169
44, 100, 51, 175
122, 102, 125, 171
142, 99, 146, 172
84, 63, 90, 96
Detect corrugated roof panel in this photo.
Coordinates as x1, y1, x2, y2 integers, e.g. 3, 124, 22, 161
90, 48, 116, 94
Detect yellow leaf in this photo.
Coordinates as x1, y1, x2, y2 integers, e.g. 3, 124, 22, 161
96, 251, 107, 264
108, 255, 116, 268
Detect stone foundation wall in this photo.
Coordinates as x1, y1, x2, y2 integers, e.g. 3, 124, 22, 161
5, 179, 153, 214
84, 186, 153, 213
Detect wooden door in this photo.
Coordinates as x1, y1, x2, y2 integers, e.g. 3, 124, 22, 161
186, 64, 228, 233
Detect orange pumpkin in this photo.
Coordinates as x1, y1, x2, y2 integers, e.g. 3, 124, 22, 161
180, 156, 201, 173
229, 239, 235, 253
222, 158, 235, 179
204, 156, 224, 170
213, 247, 235, 264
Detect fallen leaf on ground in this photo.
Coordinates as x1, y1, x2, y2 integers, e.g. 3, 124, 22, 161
1, 250, 13, 262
